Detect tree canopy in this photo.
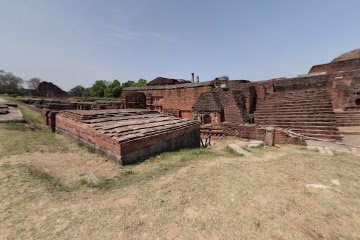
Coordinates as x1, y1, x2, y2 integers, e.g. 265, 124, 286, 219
0, 70, 24, 94
27, 77, 42, 90
90, 80, 107, 97
69, 85, 89, 97
104, 80, 122, 98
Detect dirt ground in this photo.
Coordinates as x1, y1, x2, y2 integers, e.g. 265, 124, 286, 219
0, 123, 360, 239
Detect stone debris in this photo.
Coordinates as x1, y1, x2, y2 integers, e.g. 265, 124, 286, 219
306, 183, 331, 190
307, 140, 360, 156
0, 104, 9, 114
227, 144, 252, 156
264, 127, 275, 146
248, 140, 264, 148
331, 179, 340, 186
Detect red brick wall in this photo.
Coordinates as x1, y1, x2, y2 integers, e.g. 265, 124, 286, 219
56, 114, 122, 155
309, 59, 360, 75
123, 85, 213, 119
222, 123, 304, 145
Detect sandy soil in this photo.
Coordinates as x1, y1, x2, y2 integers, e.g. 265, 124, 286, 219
1, 133, 359, 239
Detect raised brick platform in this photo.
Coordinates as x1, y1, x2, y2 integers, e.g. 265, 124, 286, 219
253, 89, 342, 141
335, 110, 360, 126
55, 109, 200, 164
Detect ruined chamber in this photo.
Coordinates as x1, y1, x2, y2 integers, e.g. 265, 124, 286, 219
54, 109, 200, 165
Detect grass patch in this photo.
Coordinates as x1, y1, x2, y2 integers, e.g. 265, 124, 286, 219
17, 105, 42, 124
20, 164, 71, 192
2, 95, 42, 124
84, 148, 216, 191
1, 122, 26, 131
0, 123, 83, 158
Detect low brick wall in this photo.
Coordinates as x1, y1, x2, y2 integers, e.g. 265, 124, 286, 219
54, 110, 200, 165
222, 123, 304, 145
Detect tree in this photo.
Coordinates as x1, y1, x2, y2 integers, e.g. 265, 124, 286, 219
104, 80, 122, 98
28, 77, 42, 90
0, 70, 24, 94
131, 78, 147, 87
69, 85, 87, 97
122, 80, 135, 88
90, 80, 107, 97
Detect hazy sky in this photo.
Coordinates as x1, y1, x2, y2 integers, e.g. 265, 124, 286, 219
1, 0, 360, 90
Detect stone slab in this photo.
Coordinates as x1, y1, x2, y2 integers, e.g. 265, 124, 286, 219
248, 140, 264, 148
227, 144, 252, 156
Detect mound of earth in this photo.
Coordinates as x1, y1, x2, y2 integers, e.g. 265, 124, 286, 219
332, 48, 360, 62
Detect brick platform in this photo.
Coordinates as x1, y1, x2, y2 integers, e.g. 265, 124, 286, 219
55, 109, 200, 164
253, 89, 342, 141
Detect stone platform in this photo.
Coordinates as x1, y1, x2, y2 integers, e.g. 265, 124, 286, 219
0, 97, 24, 123
54, 109, 200, 164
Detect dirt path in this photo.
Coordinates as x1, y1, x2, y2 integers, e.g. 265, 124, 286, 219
0, 96, 6, 103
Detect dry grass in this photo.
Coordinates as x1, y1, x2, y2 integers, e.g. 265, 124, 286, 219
0, 123, 360, 239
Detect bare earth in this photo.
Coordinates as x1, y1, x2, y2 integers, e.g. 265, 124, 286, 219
0, 96, 24, 123
0, 124, 360, 239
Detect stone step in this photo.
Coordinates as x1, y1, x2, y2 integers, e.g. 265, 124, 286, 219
254, 109, 334, 115
290, 129, 339, 134
259, 97, 330, 102
266, 90, 329, 96
255, 102, 333, 107
255, 119, 337, 124
301, 133, 342, 140
270, 124, 339, 130
337, 123, 360, 126
263, 95, 330, 100
254, 110, 335, 115
254, 114, 336, 119
335, 111, 360, 114
256, 121, 338, 127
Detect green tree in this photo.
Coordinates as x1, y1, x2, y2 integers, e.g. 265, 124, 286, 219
90, 80, 107, 97
0, 70, 24, 94
131, 78, 147, 87
104, 80, 122, 98
122, 80, 135, 88
69, 85, 87, 97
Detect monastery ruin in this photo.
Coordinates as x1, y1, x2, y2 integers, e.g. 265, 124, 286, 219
17, 49, 360, 164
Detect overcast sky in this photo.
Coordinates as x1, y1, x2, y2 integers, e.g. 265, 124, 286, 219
1, 0, 360, 90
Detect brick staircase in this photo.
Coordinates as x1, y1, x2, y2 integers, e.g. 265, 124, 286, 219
253, 89, 342, 141
335, 110, 360, 126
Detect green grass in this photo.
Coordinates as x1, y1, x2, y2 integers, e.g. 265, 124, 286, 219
0, 123, 82, 158
80, 148, 217, 191
18, 105, 42, 124
2, 95, 43, 124
20, 164, 71, 192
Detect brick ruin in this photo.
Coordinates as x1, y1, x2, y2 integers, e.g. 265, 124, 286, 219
36, 81, 69, 98
0, 104, 9, 115
53, 109, 200, 164
121, 49, 360, 142
22, 49, 359, 164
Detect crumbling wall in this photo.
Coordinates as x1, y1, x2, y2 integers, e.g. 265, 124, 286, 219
36, 81, 69, 98
309, 59, 360, 75
222, 123, 304, 145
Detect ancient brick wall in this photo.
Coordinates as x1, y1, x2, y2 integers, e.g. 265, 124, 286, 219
120, 125, 200, 164
309, 59, 360, 75
222, 123, 304, 145
55, 109, 200, 164
123, 83, 213, 119
56, 114, 122, 156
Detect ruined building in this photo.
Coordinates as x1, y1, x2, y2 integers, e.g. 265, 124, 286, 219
36, 81, 69, 98
38, 49, 360, 164
121, 49, 360, 142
